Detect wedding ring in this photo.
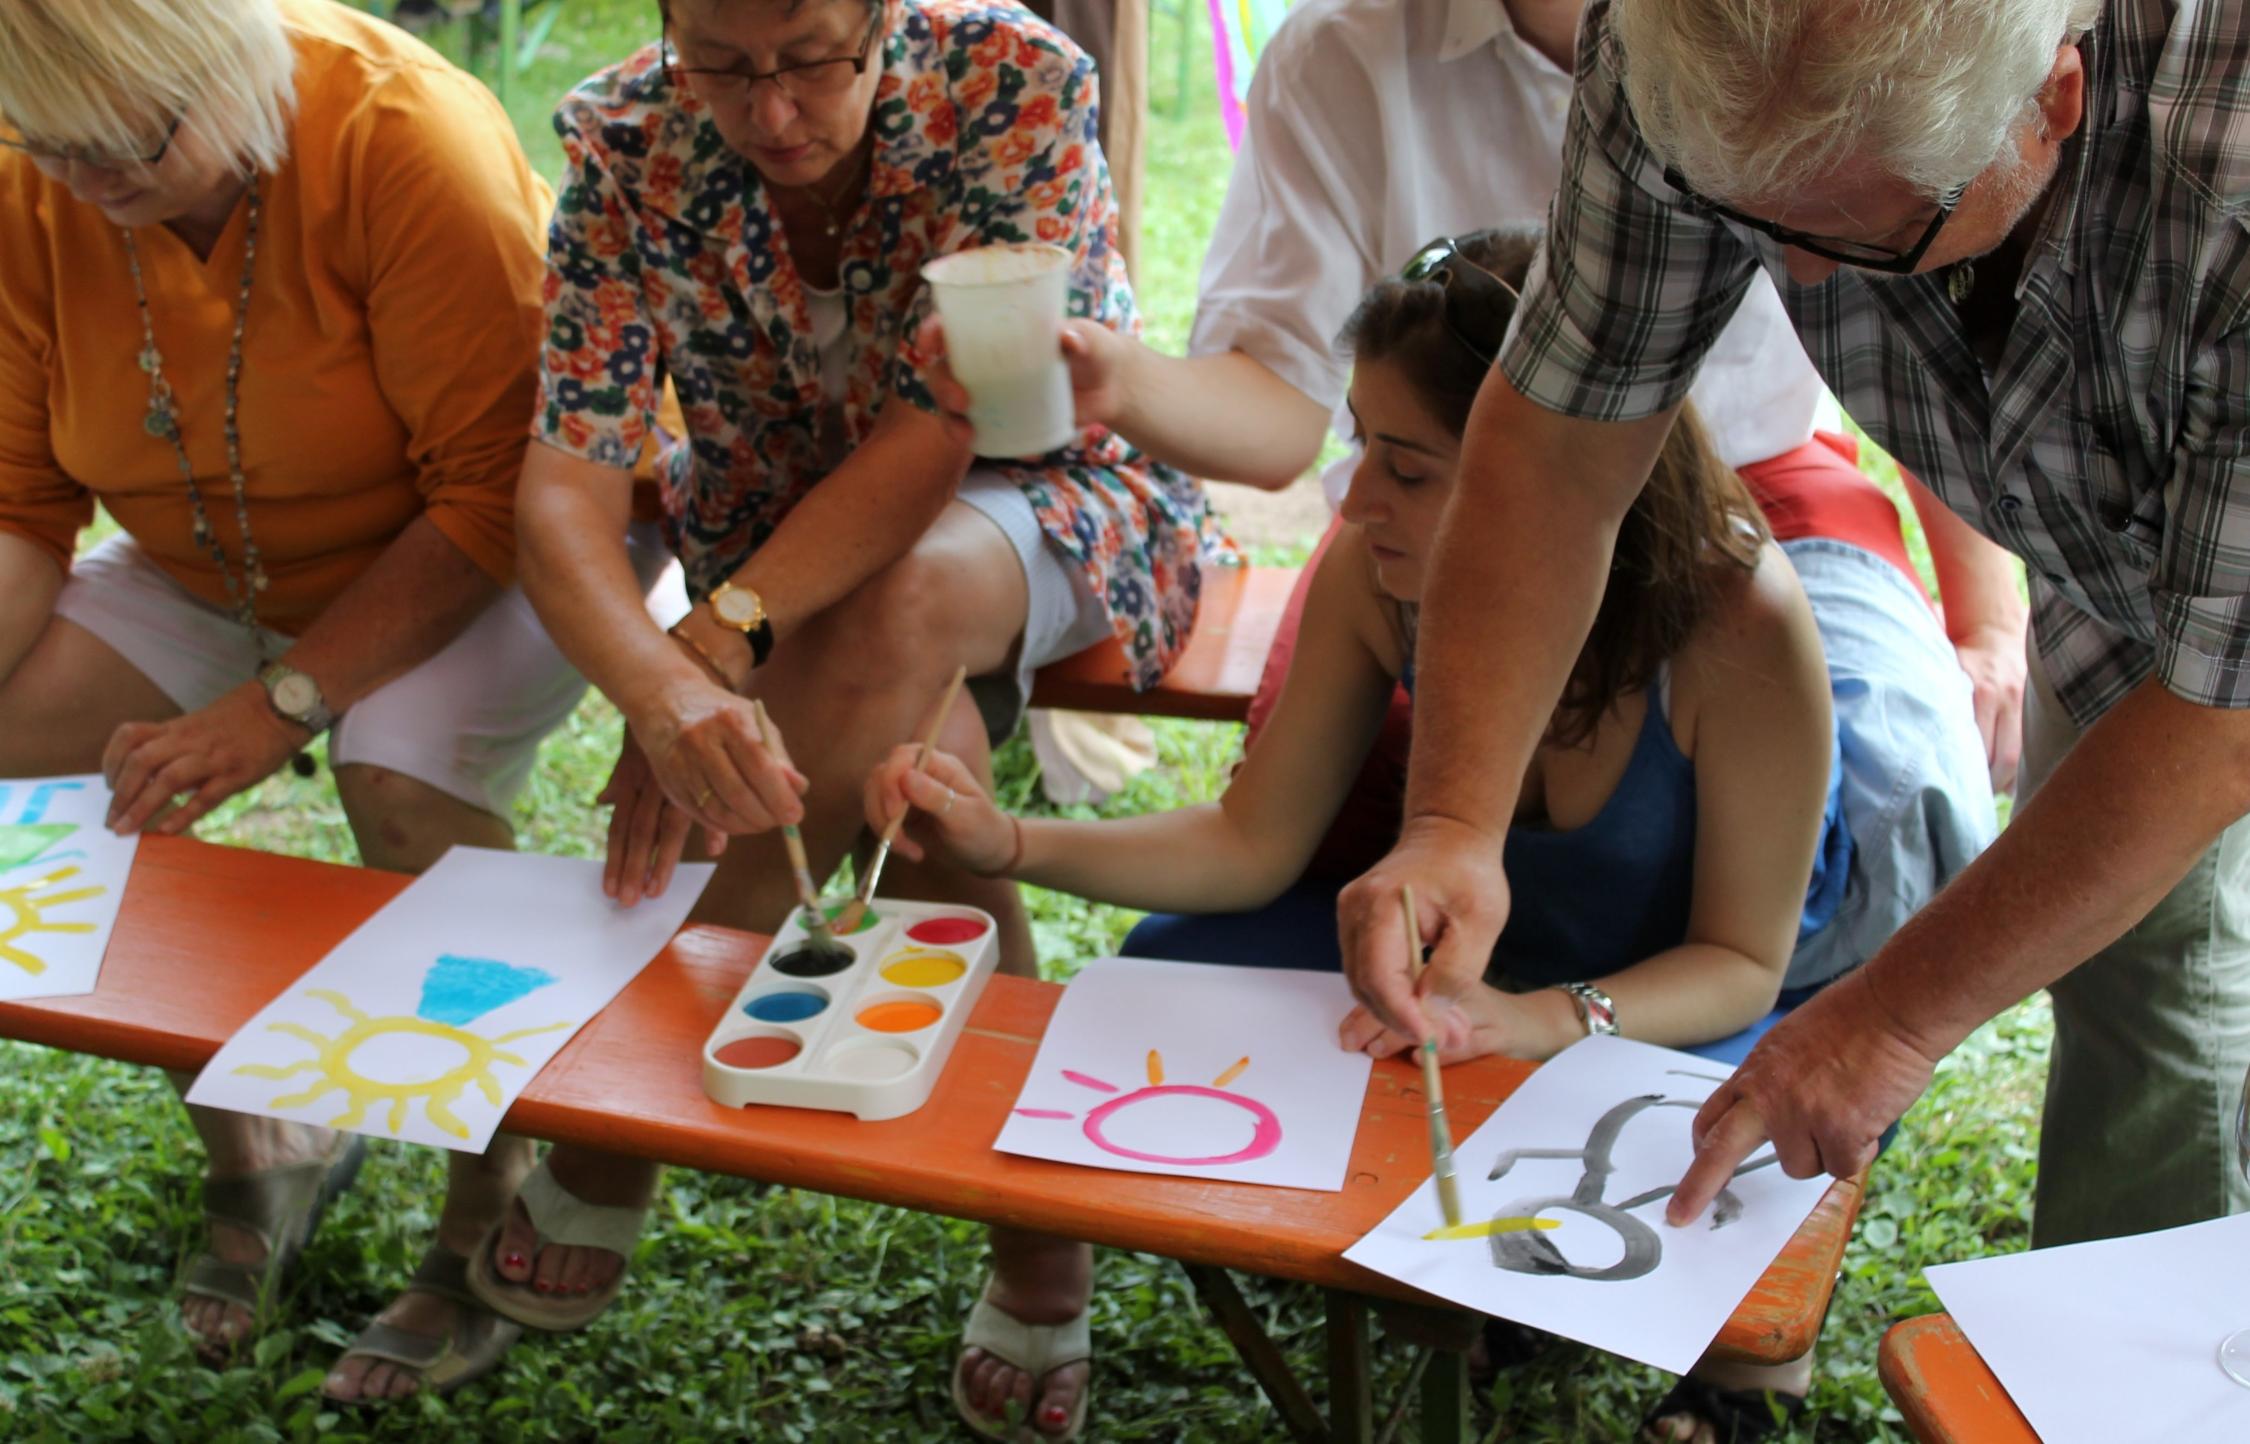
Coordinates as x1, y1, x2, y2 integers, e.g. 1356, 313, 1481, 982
941, 786, 957, 816
694, 783, 714, 810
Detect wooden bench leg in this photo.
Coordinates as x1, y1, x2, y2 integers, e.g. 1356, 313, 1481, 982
1182, 1263, 1328, 1444
1419, 1347, 1470, 1444
1326, 1290, 1374, 1444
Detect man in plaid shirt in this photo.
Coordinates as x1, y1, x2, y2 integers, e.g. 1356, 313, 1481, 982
1339, 0, 2250, 1249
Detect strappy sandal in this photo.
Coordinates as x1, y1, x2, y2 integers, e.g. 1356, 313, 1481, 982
326, 1244, 522, 1402
951, 1278, 1093, 1444
1641, 1376, 1807, 1444
463, 1158, 648, 1331
182, 1133, 368, 1354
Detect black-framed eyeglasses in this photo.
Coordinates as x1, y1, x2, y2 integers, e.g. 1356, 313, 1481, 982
1660, 164, 1954, 273
0, 113, 181, 172
1398, 236, 1521, 365
663, 9, 883, 102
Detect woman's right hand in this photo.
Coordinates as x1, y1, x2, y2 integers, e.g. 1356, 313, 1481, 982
864, 744, 1020, 876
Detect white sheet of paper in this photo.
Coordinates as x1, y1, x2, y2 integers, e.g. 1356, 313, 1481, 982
1342, 1035, 1832, 1374
187, 847, 713, 1152
1926, 1212, 2250, 1444
0, 774, 141, 1003
993, 957, 1374, 1191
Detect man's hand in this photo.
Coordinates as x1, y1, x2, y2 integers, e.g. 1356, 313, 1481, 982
1953, 620, 2027, 791
1668, 969, 1941, 1225
101, 682, 308, 835
627, 676, 807, 845
1337, 815, 1512, 1044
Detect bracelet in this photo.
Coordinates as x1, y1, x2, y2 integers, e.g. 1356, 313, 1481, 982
1555, 981, 1620, 1038
976, 814, 1026, 879
669, 624, 740, 690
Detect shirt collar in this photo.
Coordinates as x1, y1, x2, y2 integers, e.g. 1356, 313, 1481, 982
1438, 0, 1508, 64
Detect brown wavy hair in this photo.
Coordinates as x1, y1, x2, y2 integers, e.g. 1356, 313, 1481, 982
1339, 226, 1769, 747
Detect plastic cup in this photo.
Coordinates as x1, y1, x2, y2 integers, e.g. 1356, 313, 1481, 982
921, 243, 1076, 458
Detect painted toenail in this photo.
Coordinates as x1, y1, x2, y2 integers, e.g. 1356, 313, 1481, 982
535, 1280, 552, 1293
1043, 1405, 1067, 1426
503, 1252, 528, 1270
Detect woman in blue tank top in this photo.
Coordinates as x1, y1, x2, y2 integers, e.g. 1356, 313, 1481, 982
865, 227, 1842, 1069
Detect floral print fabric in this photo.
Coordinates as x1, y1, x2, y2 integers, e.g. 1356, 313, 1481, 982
536, 0, 1229, 687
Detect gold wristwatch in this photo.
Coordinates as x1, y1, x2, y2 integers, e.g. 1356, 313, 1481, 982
707, 581, 775, 668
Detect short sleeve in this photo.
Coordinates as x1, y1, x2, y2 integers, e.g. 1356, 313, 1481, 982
1498, 3, 1762, 422
1185, 16, 1388, 413
354, 63, 552, 586
893, 30, 1129, 409
533, 98, 662, 471
2152, 327, 2250, 707
0, 227, 88, 574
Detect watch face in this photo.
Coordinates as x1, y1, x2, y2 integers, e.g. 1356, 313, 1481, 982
273, 673, 318, 717
713, 588, 763, 629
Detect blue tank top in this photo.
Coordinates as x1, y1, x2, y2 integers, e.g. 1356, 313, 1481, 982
1400, 619, 1849, 986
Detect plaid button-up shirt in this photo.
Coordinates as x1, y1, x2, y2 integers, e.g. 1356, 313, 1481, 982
1504, 0, 2250, 725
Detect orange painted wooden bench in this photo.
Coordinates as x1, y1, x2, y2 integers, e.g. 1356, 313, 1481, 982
1029, 563, 1298, 722
0, 836, 1866, 1441
1879, 1313, 2039, 1443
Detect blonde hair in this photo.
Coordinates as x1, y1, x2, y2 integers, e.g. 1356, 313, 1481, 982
1612, 0, 2102, 203
0, 0, 297, 174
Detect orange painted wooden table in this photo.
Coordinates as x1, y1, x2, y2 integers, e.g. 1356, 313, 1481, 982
0, 837, 1866, 1440
1880, 1313, 2040, 1443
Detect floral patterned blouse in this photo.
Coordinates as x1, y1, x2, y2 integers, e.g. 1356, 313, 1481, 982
536, 0, 1229, 688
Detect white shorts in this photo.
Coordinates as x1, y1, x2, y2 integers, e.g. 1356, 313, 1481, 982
954, 466, 1112, 743
53, 527, 674, 818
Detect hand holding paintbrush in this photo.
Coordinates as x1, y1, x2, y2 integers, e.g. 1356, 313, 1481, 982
1403, 885, 1464, 1229
835, 664, 969, 933
752, 699, 845, 956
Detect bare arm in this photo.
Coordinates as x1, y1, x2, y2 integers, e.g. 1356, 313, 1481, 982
1072, 325, 1331, 489
1336, 373, 1678, 1036
272, 517, 498, 710
0, 531, 62, 684
1907, 475, 2029, 787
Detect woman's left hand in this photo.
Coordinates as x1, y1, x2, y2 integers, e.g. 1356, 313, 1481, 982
102, 683, 308, 835
1337, 996, 1478, 1063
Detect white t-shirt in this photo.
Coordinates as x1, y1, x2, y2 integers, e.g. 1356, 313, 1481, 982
1190, 0, 1838, 501
806, 283, 852, 469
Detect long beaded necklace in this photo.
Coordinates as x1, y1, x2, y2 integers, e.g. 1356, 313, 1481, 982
121, 178, 270, 657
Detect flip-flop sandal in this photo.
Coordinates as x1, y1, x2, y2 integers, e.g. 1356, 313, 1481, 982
182, 1133, 368, 1353
1641, 1376, 1807, 1444
951, 1279, 1093, 1444
327, 1244, 522, 1402
464, 1158, 648, 1332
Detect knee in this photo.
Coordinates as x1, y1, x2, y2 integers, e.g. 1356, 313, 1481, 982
334, 764, 507, 872
814, 549, 975, 688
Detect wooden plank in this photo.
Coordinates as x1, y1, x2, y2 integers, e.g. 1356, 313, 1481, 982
1028, 564, 1297, 722
1879, 1314, 2040, 1444
0, 835, 1860, 1357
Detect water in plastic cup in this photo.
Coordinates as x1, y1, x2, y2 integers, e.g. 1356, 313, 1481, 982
921, 243, 1076, 458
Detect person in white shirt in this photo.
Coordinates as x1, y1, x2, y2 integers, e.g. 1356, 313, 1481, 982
923, 0, 2027, 1438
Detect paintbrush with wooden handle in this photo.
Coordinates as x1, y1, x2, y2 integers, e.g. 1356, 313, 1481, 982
752, 699, 842, 955
835, 663, 968, 934
1402, 885, 1464, 1229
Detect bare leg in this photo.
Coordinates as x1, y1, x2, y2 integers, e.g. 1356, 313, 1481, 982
1643, 1351, 1817, 1444
335, 764, 512, 873
0, 617, 179, 773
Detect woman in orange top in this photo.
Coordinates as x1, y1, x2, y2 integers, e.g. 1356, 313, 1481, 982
0, 0, 662, 1403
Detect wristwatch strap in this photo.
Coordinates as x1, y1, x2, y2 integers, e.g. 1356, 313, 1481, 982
257, 662, 335, 735
1556, 981, 1620, 1038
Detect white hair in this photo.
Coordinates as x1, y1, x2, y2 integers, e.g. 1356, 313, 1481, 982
0, 0, 297, 174
1612, 0, 2103, 204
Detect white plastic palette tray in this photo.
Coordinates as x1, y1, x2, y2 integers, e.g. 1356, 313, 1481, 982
702, 899, 999, 1121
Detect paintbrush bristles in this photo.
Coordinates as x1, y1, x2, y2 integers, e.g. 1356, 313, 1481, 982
838, 664, 970, 933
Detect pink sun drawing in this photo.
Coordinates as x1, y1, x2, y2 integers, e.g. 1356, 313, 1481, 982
1015, 1050, 1284, 1167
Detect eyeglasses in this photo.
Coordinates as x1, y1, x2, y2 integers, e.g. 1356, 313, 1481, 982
1660, 164, 1955, 273
0, 113, 181, 172
664, 10, 883, 102
1398, 236, 1521, 365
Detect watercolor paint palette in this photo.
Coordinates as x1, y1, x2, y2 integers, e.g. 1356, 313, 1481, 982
702, 899, 1000, 1121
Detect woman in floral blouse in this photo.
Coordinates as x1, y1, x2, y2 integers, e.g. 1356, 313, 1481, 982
502, 0, 1223, 1435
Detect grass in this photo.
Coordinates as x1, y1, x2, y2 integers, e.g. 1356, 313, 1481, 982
0, 3, 2054, 1439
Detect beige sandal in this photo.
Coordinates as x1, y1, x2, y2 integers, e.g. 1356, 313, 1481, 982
182, 1133, 367, 1353
952, 1279, 1094, 1443
327, 1245, 521, 1402
464, 1158, 648, 1331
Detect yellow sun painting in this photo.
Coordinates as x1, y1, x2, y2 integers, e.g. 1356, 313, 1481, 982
0, 866, 101, 977
236, 987, 568, 1140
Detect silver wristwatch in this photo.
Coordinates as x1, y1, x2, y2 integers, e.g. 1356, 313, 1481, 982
259, 662, 334, 735
1556, 981, 1620, 1038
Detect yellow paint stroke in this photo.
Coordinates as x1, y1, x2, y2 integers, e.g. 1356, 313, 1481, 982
1147, 1049, 1165, 1086
1422, 1216, 1565, 1242
234, 988, 566, 1139
1212, 1055, 1251, 1088
0, 866, 102, 976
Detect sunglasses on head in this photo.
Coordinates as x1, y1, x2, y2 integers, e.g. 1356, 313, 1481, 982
1398, 236, 1521, 365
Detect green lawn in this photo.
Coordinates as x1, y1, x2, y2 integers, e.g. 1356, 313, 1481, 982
0, 4, 2052, 1439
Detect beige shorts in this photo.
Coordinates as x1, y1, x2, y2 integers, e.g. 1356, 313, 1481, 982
953, 466, 1112, 743
53, 526, 673, 818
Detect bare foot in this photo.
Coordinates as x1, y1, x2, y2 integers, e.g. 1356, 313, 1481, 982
960, 1228, 1093, 1439
1642, 1353, 1815, 1443
488, 1145, 655, 1301
181, 1116, 339, 1357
